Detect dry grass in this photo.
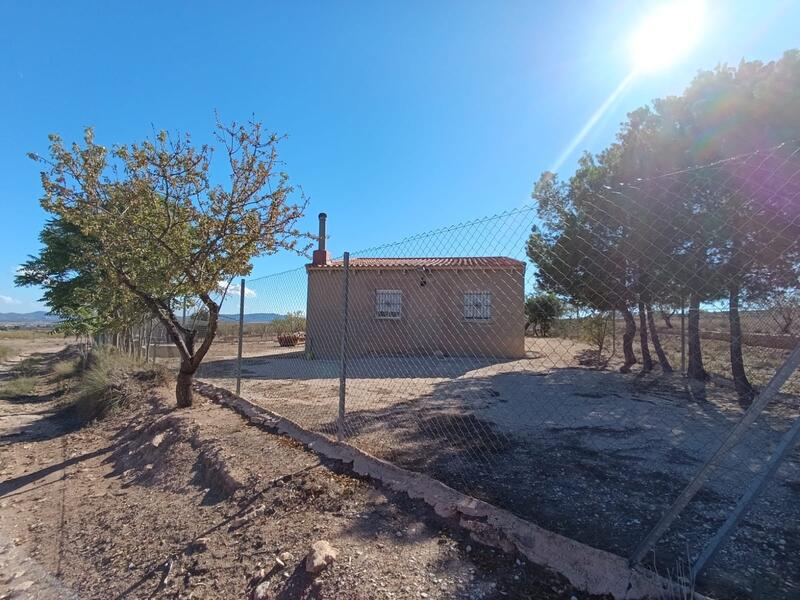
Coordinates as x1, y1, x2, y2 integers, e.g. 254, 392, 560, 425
652, 331, 800, 394
53, 357, 81, 380
0, 328, 53, 341
0, 375, 37, 399
0, 345, 12, 362
16, 356, 42, 377
559, 318, 800, 394
72, 348, 168, 420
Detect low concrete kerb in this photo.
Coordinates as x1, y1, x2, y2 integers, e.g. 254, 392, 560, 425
193, 380, 710, 600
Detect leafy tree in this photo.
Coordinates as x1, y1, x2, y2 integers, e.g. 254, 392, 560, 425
29, 119, 309, 407
271, 311, 306, 335
524, 292, 563, 337
528, 150, 642, 371
623, 51, 800, 398
694, 54, 800, 401
16, 218, 147, 338
531, 51, 800, 398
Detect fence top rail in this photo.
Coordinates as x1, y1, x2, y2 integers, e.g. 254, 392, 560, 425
248, 205, 539, 283
613, 138, 800, 185
246, 140, 800, 286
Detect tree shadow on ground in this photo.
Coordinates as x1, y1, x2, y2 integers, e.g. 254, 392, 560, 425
0, 444, 112, 499
0, 392, 87, 444
199, 352, 521, 381
297, 364, 800, 599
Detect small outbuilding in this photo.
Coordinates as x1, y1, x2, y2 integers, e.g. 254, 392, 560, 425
305, 214, 526, 359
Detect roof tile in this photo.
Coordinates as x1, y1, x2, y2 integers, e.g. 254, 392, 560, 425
308, 256, 524, 269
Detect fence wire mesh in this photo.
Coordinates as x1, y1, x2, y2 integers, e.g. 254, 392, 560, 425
190, 142, 800, 598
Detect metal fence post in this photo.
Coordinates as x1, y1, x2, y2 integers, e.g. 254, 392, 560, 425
611, 309, 616, 358
630, 342, 800, 566
680, 295, 686, 376
337, 252, 351, 442
235, 278, 246, 396
693, 402, 800, 579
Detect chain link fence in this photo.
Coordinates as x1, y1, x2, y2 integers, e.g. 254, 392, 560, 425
190, 142, 800, 598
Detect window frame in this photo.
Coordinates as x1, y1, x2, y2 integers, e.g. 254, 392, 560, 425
463, 290, 492, 321
375, 289, 403, 320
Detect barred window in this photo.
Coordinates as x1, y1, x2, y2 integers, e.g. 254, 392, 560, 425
376, 290, 402, 319
464, 291, 491, 320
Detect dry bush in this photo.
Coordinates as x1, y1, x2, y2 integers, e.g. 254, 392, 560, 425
582, 313, 610, 354
0, 345, 12, 362
72, 348, 168, 420
16, 357, 42, 377
53, 358, 80, 380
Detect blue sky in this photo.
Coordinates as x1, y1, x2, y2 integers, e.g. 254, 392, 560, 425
2, 0, 799, 313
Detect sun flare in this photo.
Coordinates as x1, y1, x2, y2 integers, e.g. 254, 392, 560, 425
630, 0, 705, 72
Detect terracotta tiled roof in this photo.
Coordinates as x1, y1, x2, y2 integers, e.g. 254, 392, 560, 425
308, 257, 525, 270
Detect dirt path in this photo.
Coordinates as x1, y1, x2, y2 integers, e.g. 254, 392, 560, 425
0, 343, 73, 598
0, 346, 587, 599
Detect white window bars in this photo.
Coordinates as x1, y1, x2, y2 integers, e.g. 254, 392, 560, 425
376, 289, 402, 319
463, 291, 491, 321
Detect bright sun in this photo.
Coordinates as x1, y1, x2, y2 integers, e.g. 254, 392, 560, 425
630, 0, 705, 72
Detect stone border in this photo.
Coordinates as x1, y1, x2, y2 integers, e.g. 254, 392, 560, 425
194, 380, 708, 599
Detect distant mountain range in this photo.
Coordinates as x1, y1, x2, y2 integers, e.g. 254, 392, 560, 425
0, 311, 286, 325
0, 311, 60, 324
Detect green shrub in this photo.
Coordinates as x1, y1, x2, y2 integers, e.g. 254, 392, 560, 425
525, 293, 564, 337
582, 313, 610, 354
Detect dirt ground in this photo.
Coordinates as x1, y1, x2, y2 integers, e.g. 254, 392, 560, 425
196, 336, 800, 600
0, 331, 68, 360
0, 343, 591, 600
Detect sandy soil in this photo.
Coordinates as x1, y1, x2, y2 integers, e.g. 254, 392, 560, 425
0, 334, 68, 359
0, 344, 590, 600
196, 337, 800, 599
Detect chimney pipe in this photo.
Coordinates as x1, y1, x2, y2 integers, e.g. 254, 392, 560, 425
318, 212, 327, 251
311, 212, 330, 266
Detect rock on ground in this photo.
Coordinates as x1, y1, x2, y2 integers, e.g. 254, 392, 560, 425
305, 540, 338, 575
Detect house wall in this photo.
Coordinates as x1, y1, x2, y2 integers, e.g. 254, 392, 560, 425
306, 267, 526, 359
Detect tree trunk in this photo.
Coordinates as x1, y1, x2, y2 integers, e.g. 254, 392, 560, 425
638, 301, 654, 372
145, 321, 152, 361
661, 310, 674, 329
176, 366, 195, 408
647, 303, 673, 373
620, 306, 638, 373
729, 284, 755, 403
687, 292, 708, 380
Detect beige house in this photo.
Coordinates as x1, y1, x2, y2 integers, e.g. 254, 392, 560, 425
305, 214, 526, 359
